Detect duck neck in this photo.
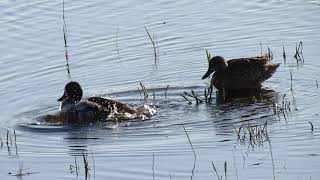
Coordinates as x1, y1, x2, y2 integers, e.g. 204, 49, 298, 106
59, 98, 79, 111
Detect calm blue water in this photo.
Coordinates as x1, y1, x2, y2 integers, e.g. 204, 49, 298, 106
0, 0, 320, 179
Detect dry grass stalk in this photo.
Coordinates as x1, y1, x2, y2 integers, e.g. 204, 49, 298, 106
153, 89, 156, 100
139, 82, 149, 100
180, 94, 192, 104
183, 126, 196, 159
3, 130, 19, 157
211, 162, 222, 180
309, 122, 314, 132
235, 121, 269, 147
14, 129, 16, 142
69, 152, 95, 180
6, 130, 9, 146
191, 90, 202, 105
204, 88, 208, 103
282, 45, 286, 64
211, 161, 227, 180
116, 24, 120, 57
224, 161, 227, 180
294, 41, 304, 63
183, 126, 196, 179
144, 26, 159, 67
9, 162, 39, 177
164, 85, 169, 98
232, 150, 239, 180
267, 139, 276, 180
272, 93, 291, 120
206, 49, 212, 62
205, 50, 214, 102
182, 91, 203, 105
203, 78, 214, 104
138, 87, 142, 99
181, 88, 213, 105
90, 151, 96, 178
208, 87, 213, 103
152, 154, 155, 180
0, 136, 3, 149
62, 0, 71, 79
287, 64, 293, 91
70, 156, 79, 177
267, 46, 273, 60
82, 153, 89, 180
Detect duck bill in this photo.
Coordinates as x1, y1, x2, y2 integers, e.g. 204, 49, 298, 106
57, 93, 67, 102
202, 69, 214, 79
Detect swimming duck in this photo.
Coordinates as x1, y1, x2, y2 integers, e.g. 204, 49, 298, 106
56, 81, 137, 123
202, 54, 280, 98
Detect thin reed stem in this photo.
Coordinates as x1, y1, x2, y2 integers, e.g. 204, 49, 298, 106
183, 126, 196, 178
144, 26, 158, 67
62, 0, 71, 79
211, 161, 222, 180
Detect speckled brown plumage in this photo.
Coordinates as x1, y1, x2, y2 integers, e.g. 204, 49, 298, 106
56, 81, 136, 123
86, 97, 136, 114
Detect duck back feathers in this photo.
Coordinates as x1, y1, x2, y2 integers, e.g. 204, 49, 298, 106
210, 54, 280, 90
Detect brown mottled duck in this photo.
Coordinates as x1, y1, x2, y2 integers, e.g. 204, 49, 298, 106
202, 54, 280, 100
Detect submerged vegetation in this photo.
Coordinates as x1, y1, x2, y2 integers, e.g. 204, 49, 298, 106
235, 121, 269, 148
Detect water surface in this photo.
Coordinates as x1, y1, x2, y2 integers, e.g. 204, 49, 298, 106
0, 0, 320, 179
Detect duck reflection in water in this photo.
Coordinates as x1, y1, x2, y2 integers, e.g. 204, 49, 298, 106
202, 54, 280, 103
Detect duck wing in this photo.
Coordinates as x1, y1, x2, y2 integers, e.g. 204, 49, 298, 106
222, 55, 279, 89
86, 97, 136, 114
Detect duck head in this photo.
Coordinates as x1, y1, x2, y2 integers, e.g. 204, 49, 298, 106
57, 81, 83, 103
202, 56, 228, 79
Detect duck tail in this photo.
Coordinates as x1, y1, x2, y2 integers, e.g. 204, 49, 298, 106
263, 63, 280, 80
